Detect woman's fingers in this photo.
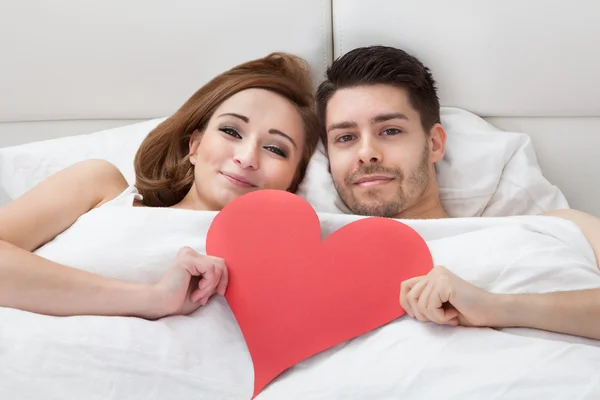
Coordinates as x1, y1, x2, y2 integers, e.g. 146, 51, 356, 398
215, 259, 229, 296
189, 256, 229, 305
194, 264, 217, 303
190, 283, 204, 303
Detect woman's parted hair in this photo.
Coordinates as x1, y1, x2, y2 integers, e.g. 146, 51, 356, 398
133, 52, 320, 207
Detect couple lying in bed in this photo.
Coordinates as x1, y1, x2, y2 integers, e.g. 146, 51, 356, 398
1, 46, 599, 341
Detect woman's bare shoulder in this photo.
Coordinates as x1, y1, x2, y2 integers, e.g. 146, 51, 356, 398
79, 159, 132, 208
0, 159, 132, 251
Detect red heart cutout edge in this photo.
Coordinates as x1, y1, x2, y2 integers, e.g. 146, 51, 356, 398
206, 190, 432, 398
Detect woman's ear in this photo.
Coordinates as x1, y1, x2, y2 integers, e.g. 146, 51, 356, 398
188, 129, 202, 165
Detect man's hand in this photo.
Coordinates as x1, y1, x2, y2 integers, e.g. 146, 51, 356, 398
400, 266, 499, 327
399, 210, 600, 340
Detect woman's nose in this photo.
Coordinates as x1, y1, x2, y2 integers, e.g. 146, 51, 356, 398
233, 142, 259, 170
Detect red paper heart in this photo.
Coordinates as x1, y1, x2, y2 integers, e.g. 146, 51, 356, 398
206, 190, 432, 398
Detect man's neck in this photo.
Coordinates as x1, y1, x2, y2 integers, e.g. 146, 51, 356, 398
394, 186, 449, 220
395, 204, 448, 220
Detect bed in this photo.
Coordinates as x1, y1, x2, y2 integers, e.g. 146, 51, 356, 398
1, 1, 600, 399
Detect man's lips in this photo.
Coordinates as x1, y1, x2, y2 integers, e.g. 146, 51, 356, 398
353, 175, 395, 187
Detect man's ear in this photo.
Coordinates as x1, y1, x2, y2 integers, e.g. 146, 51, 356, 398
428, 123, 447, 163
188, 129, 202, 165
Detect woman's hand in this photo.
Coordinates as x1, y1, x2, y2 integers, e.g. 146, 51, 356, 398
150, 246, 229, 319
399, 266, 498, 327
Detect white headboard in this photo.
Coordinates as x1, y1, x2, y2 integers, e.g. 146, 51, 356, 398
0, 0, 332, 143
1, 0, 598, 216
333, 0, 600, 216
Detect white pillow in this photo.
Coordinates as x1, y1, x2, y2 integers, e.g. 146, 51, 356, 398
435, 108, 569, 216
297, 107, 569, 217
0, 108, 568, 217
0, 118, 165, 201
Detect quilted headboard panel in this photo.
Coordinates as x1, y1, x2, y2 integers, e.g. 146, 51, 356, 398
333, 0, 600, 117
0, 0, 332, 123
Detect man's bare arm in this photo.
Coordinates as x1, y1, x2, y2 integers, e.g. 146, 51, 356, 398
401, 209, 600, 340
542, 208, 600, 268
488, 209, 600, 339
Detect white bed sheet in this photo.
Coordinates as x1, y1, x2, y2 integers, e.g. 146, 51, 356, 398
1, 187, 599, 399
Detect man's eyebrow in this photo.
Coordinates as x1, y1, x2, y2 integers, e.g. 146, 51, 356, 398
370, 113, 409, 124
327, 121, 358, 132
327, 113, 409, 133
218, 112, 249, 122
269, 129, 297, 149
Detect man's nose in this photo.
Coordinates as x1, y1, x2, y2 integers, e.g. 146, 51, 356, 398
357, 138, 382, 164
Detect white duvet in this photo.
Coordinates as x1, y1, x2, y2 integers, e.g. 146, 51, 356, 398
1, 188, 600, 400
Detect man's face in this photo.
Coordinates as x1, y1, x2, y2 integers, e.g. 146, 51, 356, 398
325, 84, 444, 218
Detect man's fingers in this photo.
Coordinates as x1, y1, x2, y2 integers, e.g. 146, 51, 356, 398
418, 282, 455, 325
419, 282, 450, 324
441, 307, 460, 324
418, 280, 434, 311
434, 280, 460, 324
406, 279, 429, 322
399, 266, 469, 328
400, 277, 422, 317
419, 275, 464, 325
436, 274, 454, 305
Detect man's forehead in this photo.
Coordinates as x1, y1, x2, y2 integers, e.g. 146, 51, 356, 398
327, 86, 415, 119
331, 84, 410, 103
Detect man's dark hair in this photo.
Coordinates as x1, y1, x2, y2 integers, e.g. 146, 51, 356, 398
316, 45, 441, 146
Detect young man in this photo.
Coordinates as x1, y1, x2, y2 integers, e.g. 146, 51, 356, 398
316, 45, 600, 341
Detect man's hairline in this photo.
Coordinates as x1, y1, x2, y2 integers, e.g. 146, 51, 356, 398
319, 82, 435, 146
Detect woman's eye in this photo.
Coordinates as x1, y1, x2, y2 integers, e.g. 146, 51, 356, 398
265, 146, 287, 158
219, 127, 242, 138
382, 128, 401, 136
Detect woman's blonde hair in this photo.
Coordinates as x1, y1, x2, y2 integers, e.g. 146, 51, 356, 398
133, 52, 320, 207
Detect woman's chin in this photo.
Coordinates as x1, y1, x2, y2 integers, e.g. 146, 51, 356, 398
213, 186, 259, 208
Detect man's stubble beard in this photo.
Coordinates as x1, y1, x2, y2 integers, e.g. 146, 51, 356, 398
334, 145, 431, 218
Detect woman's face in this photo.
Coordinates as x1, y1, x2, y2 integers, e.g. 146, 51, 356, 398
187, 88, 306, 210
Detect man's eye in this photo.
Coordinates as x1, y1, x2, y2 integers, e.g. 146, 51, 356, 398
382, 128, 401, 136
336, 134, 355, 143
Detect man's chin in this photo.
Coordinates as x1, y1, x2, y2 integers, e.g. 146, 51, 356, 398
352, 189, 395, 205
346, 197, 402, 218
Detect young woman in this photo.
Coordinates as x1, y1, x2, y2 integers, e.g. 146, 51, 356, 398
0, 52, 320, 320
